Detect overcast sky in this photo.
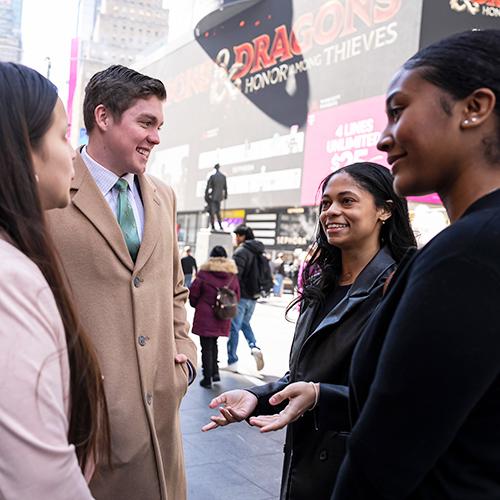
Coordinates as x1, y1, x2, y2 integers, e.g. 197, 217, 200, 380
21, 0, 187, 108
22, 0, 77, 106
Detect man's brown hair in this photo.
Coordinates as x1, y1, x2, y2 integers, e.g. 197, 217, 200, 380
83, 64, 166, 133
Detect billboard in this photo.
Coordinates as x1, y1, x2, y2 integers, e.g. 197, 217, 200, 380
301, 94, 388, 206
144, 0, 423, 212
420, 0, 500, 48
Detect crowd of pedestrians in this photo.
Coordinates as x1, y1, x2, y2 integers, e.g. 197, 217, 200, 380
2, 29, 500, 500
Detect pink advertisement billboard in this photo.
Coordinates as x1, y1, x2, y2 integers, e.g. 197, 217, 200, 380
301, 95, 441, 206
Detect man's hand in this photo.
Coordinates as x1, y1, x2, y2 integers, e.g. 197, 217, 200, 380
249, 382, 318, 433
175, 353, 188, 364
202, 390, 258, 432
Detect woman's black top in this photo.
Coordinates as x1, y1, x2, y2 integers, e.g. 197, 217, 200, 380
332, 189, 500, 500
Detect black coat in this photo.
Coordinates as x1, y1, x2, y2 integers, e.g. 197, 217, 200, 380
249, 247, 396, 500
332, 189, 500, 500
233, 239, 266, 299
205, 171, 227, 202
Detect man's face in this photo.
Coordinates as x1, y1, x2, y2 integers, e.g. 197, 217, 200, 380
234, 233, 245, 246
103, 95, 164, 176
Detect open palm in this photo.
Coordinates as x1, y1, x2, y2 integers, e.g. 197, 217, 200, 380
202, 390, 258, 432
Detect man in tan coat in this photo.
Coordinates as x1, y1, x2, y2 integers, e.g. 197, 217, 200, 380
47, 65, 197, 500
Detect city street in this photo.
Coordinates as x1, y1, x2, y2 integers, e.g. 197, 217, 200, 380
182, 294, 298, 500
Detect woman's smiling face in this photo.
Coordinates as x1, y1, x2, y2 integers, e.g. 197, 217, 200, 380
377, 68, 465, 198
319, 172, 387, 252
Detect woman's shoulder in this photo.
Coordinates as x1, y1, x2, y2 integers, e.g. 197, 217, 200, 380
411, 209, 500, 284
0, 241, 66, 385
421, 204, 500, 259
0, 239, 61, 334
0, 239, 48, 294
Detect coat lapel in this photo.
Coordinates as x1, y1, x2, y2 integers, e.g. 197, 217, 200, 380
289, 247, 396, 369
348, 246, 419, 418
291, 302, 320, 356
70, 155, 134, 272
134, 174, 161, 272
309, 247, 395, 337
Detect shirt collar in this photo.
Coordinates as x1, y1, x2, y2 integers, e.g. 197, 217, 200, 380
81, 146, 136, 195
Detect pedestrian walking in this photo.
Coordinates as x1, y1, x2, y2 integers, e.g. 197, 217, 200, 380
203, 163, 416, 499
332, 29, 500, 500
272, 253, 285, 296
181, 246, 198, 288
189, 246, 240, 388
226, 224, 270, 372
0, 62, 110, 499
47, 65, 197, 500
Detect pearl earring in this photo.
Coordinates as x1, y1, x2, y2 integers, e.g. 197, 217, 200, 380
464, 117, 478, 126
35, 174, 40, 183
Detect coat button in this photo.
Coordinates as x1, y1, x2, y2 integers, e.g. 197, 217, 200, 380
138, 335, 147, 346
146, 392, 152, 405
133, 276, 142, 288
319, 449, 328, 461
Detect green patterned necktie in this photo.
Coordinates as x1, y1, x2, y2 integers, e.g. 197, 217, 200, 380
114, 178, 140, 262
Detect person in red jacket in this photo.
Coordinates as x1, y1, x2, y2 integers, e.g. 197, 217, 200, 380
189, 246, 240, 388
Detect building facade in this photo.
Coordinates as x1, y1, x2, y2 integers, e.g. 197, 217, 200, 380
0, 0, 23, 63
70, 0, 169, 143
81, 0, 500, 252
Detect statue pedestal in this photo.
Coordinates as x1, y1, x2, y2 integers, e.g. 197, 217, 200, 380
195, 228, 233, 264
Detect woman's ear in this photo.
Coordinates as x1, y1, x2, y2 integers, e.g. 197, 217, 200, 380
379, 200, 394, 223
460, 88, 496, 129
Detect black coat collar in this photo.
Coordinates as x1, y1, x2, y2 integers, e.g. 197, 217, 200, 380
294, 247, 396, 355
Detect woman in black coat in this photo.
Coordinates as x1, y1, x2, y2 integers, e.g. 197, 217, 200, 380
203, 162, 416, 499
331, 30, 500, 499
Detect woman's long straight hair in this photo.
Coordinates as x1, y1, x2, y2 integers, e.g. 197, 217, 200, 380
0, 62, 110, 470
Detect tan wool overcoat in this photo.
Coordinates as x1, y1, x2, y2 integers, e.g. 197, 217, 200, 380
47, 155, 197, 500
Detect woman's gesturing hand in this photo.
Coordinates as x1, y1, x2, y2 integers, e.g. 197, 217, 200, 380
249, 381, 318, 433
202, 390, 258, 432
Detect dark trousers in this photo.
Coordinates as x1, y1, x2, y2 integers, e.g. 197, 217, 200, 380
208, 200, 223, 229
200, 336, 219, 379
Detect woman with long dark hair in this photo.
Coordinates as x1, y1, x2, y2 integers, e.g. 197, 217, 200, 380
0, 62, 109, 498
332, 29, 500, 499
203, 162, 416, 499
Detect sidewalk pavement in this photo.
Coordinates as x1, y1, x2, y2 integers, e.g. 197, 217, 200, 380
182, 294, 297, 500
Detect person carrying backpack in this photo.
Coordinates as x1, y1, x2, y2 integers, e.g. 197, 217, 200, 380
226, 225, 271, 372
189, 246, 240, 388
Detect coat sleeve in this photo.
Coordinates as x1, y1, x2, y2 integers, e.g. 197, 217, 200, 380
332, 255, 500, 499
316, 384, 350, 431
231, 275, 241, 301
246, 372, 291, 416
232, 249, 247, 277
0, 281, 94, 499
188, 278, 202, 308
168, 187, 197, 378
